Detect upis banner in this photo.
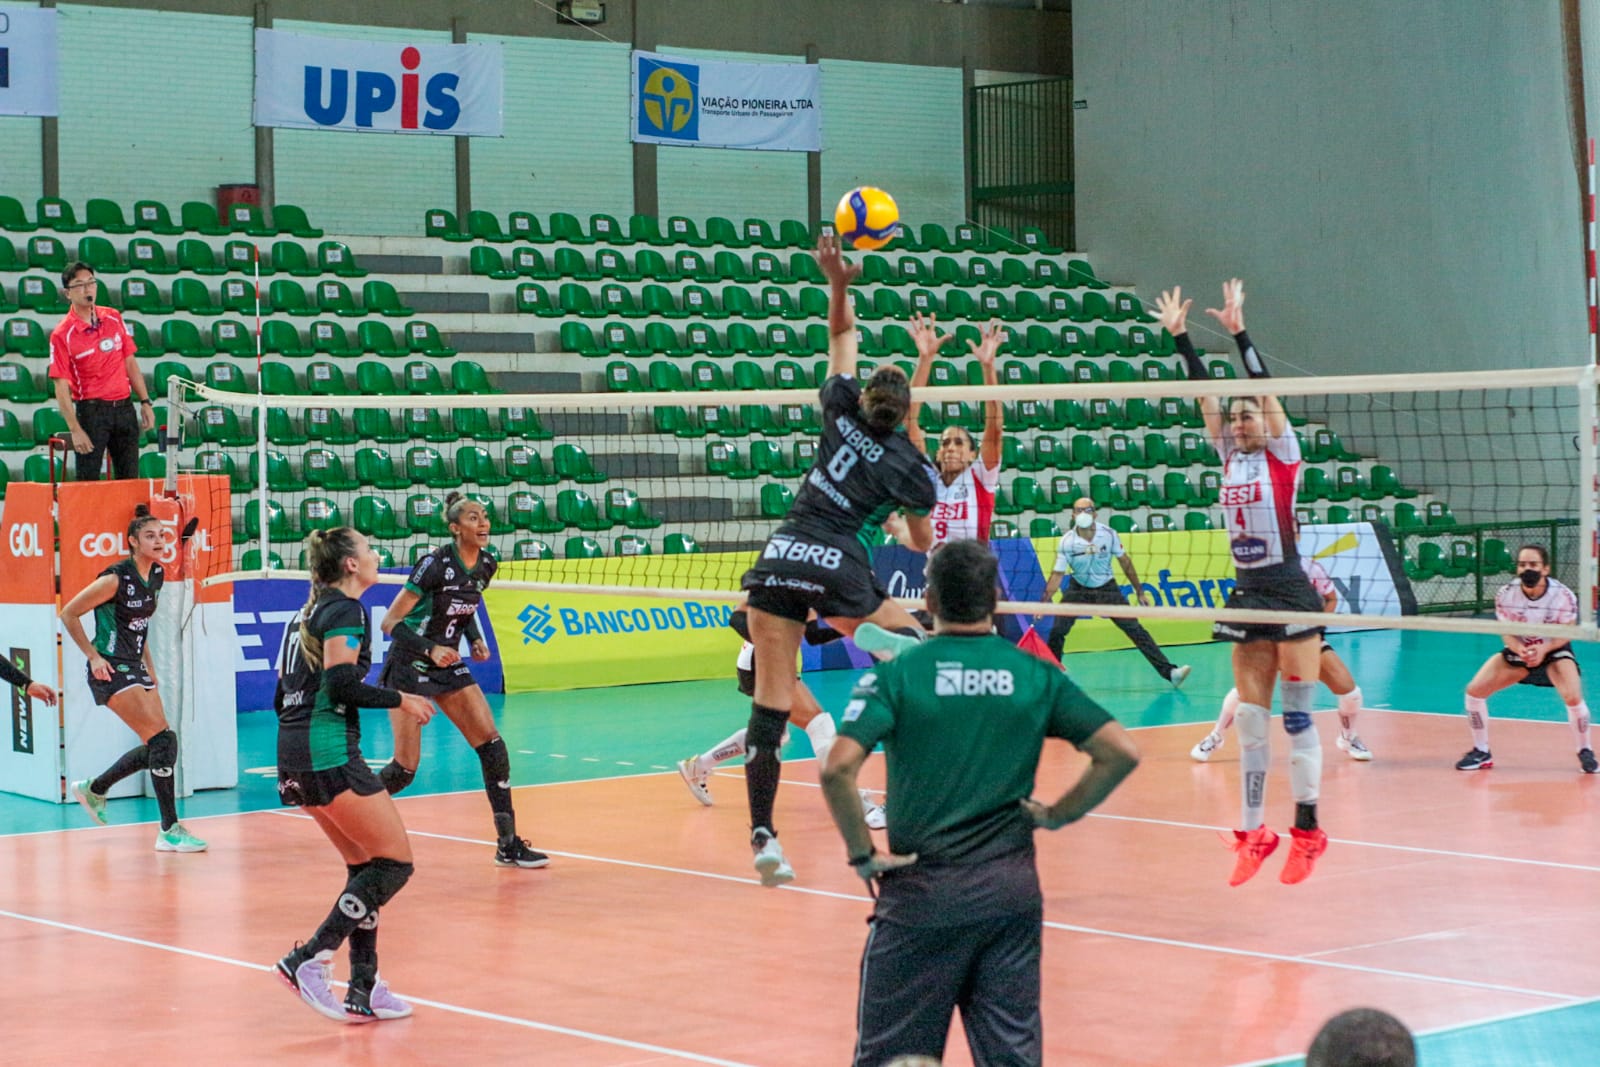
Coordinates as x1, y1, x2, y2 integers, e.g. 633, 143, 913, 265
0, 8, 59, 116
254, 28, 504, 136
631, 49, 820, 152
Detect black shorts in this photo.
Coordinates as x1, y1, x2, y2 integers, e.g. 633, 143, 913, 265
277, 757, 386, 809
741, 530, 885, 624
1212, 561, 1327, 644
379, 653, 477, 698
1502, 646, 1580, 688
89, 660, 156, 706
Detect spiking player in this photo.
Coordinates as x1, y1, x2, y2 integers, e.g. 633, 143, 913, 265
1157, 278, 1330, 887
1455, 544, 1594, 774
1192, 554, 1371, 762
733, 232, 938, 886
377, 492, 547, 868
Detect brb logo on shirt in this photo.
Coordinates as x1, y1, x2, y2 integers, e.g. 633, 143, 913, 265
304, 46, 462, 130
934, 662, 1015, 697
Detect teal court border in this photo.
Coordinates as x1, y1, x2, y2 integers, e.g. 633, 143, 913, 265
3, 629, 1596, 1066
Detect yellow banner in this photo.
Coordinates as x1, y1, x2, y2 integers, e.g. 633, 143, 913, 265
1030, 529, 1235, 652
486, 552, 754, 692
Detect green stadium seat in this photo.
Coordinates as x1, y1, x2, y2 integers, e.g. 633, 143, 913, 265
507, 212, 550, 243
219, 277, 260, 315
605, 360, 642, 392
303, 361, 350, 397
0, 196, 35, 233
257, 363, 298, 396
1183, 511, 1215, 531
404, 445, 452, 489
26, 235, 66, 274
179, 201, 229, 236
171, 277, 220, 317
403, 494, 451, 538
3, 317, 48, 359
243, 499, 294, 542
470, 245, 516, 280
455, 445, 510, 488
351, 446, 404, 490
204, 361, 248, 394
759, 483, 795, 519
605, 487, 662, 529
402, 405, 455, 444
196, 405, 253, 446
424, 208, 467, 240
268, 279, 314, 317
467, 209, 512, 243
351, 495, 405, 540
85, 198, 135, 234
270, 203, 322, 239
223, 203, 273, 237
0, 363, 48, 403
496, 444, 553, 486
296, 495, 342, 533
515, 282, 560, 317
21, 452, 65, 483
557, 488, 612, 531
548, 212, 593, 245
362, 280, 413, 318
1030, 517, 1063, 538
401, 360, 448, 396
195, 448, 252, 492
1366, 465, 1417, 499
705, 440, 755, 479
663, 533, 700, 554
128, 200, 181, 236
1146, 511, 1176, 532
266, 407, 308, 447
352, 407, 407, 444
272, 241, 320, 277
627, 214, 666, 246
296, 448, 355, 492
553, 443, 606, 484
224, 240, 268, 276
357, 320, 407, 358
564, 536, 604, 559
505, 491, 565, 533
510, 539, 555, 561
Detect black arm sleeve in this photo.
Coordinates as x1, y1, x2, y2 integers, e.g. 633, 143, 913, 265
0, 656, 32, 690
1235, 330, 1269, 379
463, 613, 483, 643
1174, 331, 1208, 381
389, 620, 436, 657
325, 663, 403, 710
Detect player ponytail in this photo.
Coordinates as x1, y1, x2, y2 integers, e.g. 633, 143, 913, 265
299, 527, 363, 669
860, 365, 911, 433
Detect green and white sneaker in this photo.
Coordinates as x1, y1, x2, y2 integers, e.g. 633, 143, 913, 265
155, 823, 208, 853
71, 779, 108, 825
852, 622, 922, 661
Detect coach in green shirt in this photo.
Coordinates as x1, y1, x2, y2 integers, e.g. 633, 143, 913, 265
821, 538, 1140, 1067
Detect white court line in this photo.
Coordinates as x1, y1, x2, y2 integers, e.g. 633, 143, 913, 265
0, 907, 757, 1067
353, 819, 1580, 1005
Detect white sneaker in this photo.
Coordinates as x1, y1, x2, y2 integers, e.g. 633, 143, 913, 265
676, 756, 713, 806
852, 622, 921, 661
1190, 731, 1224, 763
751, 827, 795, 887
1336, 733, 1373, 761
860, 789, 886, 831
1169, 664, 1192, 688
368, 977, 414, 1020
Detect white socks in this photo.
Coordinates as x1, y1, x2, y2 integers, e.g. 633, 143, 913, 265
699, 728, 748, 771
1568, 701, 1592, 752
1465, 695, 1490, 750
1236, 702, 1270, 830
1337, 686, 1363, 737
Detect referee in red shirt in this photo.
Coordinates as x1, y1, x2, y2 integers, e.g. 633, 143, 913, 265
48, 262, 154, 481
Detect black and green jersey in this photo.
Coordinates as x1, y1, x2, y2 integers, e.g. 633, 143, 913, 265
92, 559, 164, 663
839, 632, 1113, 864
275, 590, 371, 772
398, 543, 496, 658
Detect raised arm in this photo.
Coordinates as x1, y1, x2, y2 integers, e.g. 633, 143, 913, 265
1155, 286, 1222, 445
971, 319, 1004, 469
816, 233, 863, 381
1204, 278, 1287, 439
905, 312, 951, 456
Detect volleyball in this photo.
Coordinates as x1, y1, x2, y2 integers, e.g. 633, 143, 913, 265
834, 186, 901, 251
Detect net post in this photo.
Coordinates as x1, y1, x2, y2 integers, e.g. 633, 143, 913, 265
1583, 362, 1599, 634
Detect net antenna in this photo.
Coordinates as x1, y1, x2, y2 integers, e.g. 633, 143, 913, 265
170, 363, 1600, 645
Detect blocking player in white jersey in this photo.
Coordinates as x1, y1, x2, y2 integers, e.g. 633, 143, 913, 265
1157, 278, 1330, 887
1455, 544, 1594, 773
904, 312, 1004, 549
1191, 555, 1371, 762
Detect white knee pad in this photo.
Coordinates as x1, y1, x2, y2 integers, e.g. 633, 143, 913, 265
1236, 701, 1270, 750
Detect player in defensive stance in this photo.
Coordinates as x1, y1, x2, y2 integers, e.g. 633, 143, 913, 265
734, 232, 937, 886
1455, 544, 1594, 773
678, 607, 885, 828
274, 527, 434, 1022
64, 504, 206, 852
376, 493, 547, 868
1192, 555, 1370, 762
1158, 279, 1329, 886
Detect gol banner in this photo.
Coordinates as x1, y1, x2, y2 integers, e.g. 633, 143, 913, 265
58, 475, 231, 604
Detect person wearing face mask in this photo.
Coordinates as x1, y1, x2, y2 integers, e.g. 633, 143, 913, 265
1455, 544, 1592, 773
1038, 498, 1191, 687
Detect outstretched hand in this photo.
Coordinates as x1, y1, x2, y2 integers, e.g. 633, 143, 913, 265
969, 318, 1005, 369
1153, 287, 1192, 335
815, 232, 862, 286
909, 311, 952, 361
1204, 277, 1246, 335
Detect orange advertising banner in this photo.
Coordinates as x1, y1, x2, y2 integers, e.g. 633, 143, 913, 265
57, 475, 231, 604
0, 482, 55, 605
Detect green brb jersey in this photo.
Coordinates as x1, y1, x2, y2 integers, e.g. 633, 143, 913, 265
838, 632, 1114, 864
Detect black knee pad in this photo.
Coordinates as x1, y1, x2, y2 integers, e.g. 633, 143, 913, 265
364, 856, 414, 908
746, 703, 790, 751
736, 666, 756, 697
729, 607, 751, 642
146, 729, 177, 778
475, 736, 510, 782
803, 618, 846, 647
379, 760, 416, 795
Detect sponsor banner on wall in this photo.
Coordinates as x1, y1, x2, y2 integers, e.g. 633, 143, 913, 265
1298, 522, 1411, 624
254, 28, 504, 136
231, 570, 504, 713
0, 8, 59, 116
631, 49, 820, 152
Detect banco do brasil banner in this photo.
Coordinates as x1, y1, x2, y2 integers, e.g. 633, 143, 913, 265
255, 29, 503, 136
631, 49, 820, 152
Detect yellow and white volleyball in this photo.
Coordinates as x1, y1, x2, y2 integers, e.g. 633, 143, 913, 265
833, 186, 901, 251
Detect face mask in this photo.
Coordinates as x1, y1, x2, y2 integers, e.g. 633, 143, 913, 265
1075, 512, 1094, 529
1520, 568, 1543, 587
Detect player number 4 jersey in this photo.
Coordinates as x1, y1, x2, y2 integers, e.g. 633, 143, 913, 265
1216, 423, 1302, 569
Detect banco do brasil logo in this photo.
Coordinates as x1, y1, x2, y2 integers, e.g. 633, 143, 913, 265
518, 604, 558, 645
640, 59, 697, 139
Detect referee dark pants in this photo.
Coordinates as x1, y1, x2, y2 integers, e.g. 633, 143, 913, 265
1046, 581, 1176, 679
73, 399, 140, 481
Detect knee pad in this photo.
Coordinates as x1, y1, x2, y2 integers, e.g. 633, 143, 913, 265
803, 618, 846, 647
890, 626, 924, 641
1287, 720, 1323, 804
145, 729, 177, 778
729, 608, 751, 642
1235, 702, 1270, 749
364, 857, 414, 909
736, 667, 756, 697
746, 703, 791, 754
475, 736, 510, 783
379, 760, 416, 795
1281, 680, 1316, 735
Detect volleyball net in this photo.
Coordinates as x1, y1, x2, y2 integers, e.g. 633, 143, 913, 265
166, 362, 1600, 644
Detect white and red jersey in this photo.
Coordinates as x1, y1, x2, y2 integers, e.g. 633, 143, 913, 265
1495, 577, 1578, 652
1216, 422, 1302, 569
928, 459, 1000, 547
1302, 557, 1335, 600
